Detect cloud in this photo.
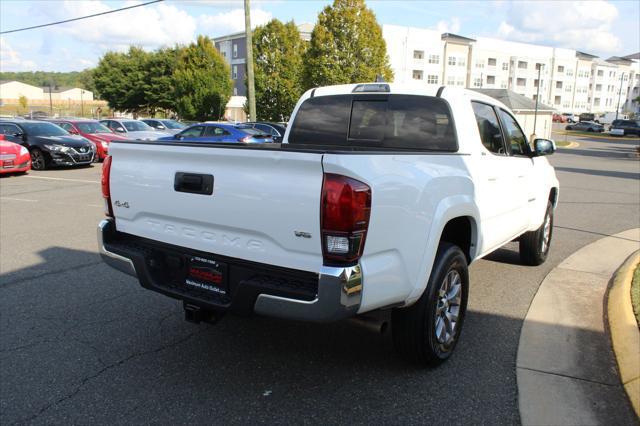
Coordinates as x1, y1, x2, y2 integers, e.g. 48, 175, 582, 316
197, 8, 273, 35
31, 1, 197, 51
0, 37, 37, 71
496, 0, 621, 54
435, 17, 461, 34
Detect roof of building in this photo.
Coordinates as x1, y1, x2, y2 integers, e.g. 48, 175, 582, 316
471, 89, 555, 112
441, 32, 476, 43
622, 52, 640, 60
606, 56, 633, 64
576, 51, 599, 59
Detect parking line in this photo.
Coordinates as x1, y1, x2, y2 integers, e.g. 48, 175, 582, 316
24, 175, 100, 184
0, 197, 38, 202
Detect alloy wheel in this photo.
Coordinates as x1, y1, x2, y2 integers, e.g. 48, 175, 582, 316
434, 269, 462, 349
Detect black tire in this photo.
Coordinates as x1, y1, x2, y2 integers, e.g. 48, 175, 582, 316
587, 128, 594, 132
30, 148, 47, 170
566, 126, 572, 130
520, 201, 554, 266
392, 242, 469, 366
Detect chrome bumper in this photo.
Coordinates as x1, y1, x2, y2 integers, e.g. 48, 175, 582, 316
97, 219, 136, 277
97, 218, 362, 322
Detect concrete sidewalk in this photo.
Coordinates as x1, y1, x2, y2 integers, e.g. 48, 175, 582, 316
517, 228, 640, 426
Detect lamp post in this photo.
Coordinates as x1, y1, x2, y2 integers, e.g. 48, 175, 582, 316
533, 63, 543, 136
244, 0, 256, 121
80, 90, 85, 117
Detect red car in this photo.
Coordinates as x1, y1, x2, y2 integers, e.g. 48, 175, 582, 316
552, 113, 567, 123
0, 136, 31, 175
50, 119, 127, 161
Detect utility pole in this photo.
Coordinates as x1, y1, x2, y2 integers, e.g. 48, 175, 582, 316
533, 63, 543, 136
244, 0, 256, 121
615, 72, 624, 120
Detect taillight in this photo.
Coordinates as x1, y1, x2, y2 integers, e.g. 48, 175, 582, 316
321, 173, 371, 264
102, 155, 113, 217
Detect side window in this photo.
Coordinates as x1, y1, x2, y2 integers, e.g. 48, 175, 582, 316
255, 124, 278, 136
471, 102, 505, 155
58, 123, 72, 132
0, 124, 18, 134
497, 109, 529, 156
203, 126, 230, 137
180, 126, 205, 138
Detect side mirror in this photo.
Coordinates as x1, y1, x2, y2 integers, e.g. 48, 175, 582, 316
69, 128, 79, 135
533, 138, 556, 156
174, 134, 183, 140
157, 125, 165, 130
115, 127, 125, 133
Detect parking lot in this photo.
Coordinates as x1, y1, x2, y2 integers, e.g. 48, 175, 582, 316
1, 132, 639, 424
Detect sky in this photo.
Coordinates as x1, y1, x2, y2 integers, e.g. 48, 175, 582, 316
1, 0, 639, 72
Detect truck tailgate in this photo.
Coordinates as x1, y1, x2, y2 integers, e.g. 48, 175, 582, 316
109, 142, 324, 272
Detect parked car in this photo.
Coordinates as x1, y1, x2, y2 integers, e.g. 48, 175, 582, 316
99, 119, 169, 140
552, 113, 567, 123
565, 121, 604, 132
99, 82, 559, 366
0, 137, 31, 175
50, 119, 127, 161
609, 119, 640, 137
0, 120, 95, 170
141, 119, 187, 135
159, 123, 273, 143
562, 113, 579, 123
242, 122, 287, 142
578, 113, 595, 122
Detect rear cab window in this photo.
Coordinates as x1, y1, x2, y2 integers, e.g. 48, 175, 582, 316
288, 94, 458, 151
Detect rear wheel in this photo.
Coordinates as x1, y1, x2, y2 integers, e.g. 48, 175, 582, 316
520, 201, 553, 266
392, 242, 469, 366
30, 149, 47, 170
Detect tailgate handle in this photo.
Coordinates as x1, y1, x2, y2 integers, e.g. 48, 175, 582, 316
174, 172, 214, 195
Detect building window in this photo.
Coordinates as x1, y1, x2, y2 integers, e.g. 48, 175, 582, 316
595, 84, 602, 91
533, 94, 538, 101
563, 102, 570, 108
565, 84, 572, 92
232, 65, 238, 80
535, 63, 542, 71
428, 54, 439, 64
222, 51, 227, 59
427, 75, 439, 84
475, 61, 484, 69
556, 81, 563, 89
597, 70, 604, 77
502, 62, 509, 71
623, 74, 628, 81
487, 75, 496, 85
448, 56, 457, 66
473, 78, 482, 87
500, 80, 507, 89
458, 58, 466, 67
566, 69, 573, 76
517, 78, 526, 86
413, 50, 424, 60
233, 44, 238, 58
534, 79, 539, 88
488, 58, 497, 66
554, 96, 561, 104
557, 65, 564, 73
594, 97, 600, 106
447, 76, 456, 86
233, 87, 238, 96
456, 79, 465, 87
412, 70, 424, 80
518, 61, 527, 69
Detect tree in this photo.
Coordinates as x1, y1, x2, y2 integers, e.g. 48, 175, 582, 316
252, 19, 306, 121
144, 47, 181, 116
92, 47, 150, 114
173, 36, 232, 121
18, 95, 28, 113
303, 0, 393, 89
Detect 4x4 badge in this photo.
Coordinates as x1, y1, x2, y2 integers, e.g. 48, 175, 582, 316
114, 200, 129, 208
294, 231, 311, 239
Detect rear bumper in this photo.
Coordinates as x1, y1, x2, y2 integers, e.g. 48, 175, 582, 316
97, 219, 361, 322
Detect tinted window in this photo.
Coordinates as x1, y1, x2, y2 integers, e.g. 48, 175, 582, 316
471, 102, 505, 154
180, 126, 204, 138
289, 94, 457, 151
161, 120, 186, 130
0, 124, 20, 135
77, 122, 112, 134
203, 126, 230, 137
122, 121, 153, 132
20, 122, 68, 136
255, 124, 279, 135
57, 122, 74, 131
497, 109, 529, 156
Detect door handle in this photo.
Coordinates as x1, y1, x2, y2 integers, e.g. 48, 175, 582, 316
174, 172, 214, 195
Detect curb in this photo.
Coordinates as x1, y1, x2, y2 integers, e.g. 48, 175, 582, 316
517, 228, 640, 426
557, 141, 580, 149
608, 250, 640, 417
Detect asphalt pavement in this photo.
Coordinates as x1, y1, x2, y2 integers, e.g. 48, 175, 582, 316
1, 129, 639, 424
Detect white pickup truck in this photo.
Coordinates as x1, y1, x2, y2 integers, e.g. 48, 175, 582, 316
98, 83, 559, 365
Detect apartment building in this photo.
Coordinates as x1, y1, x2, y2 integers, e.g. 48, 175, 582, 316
383, 24, 640, 115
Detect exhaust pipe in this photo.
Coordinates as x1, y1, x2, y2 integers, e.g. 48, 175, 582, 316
349, 315, 389, 334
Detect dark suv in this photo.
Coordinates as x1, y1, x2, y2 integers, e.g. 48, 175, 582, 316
610, 119, 640, 136
0, 121, 95, 170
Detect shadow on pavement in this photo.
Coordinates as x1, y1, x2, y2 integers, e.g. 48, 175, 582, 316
0, 246, 635, 424
554, 166, 640, 180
